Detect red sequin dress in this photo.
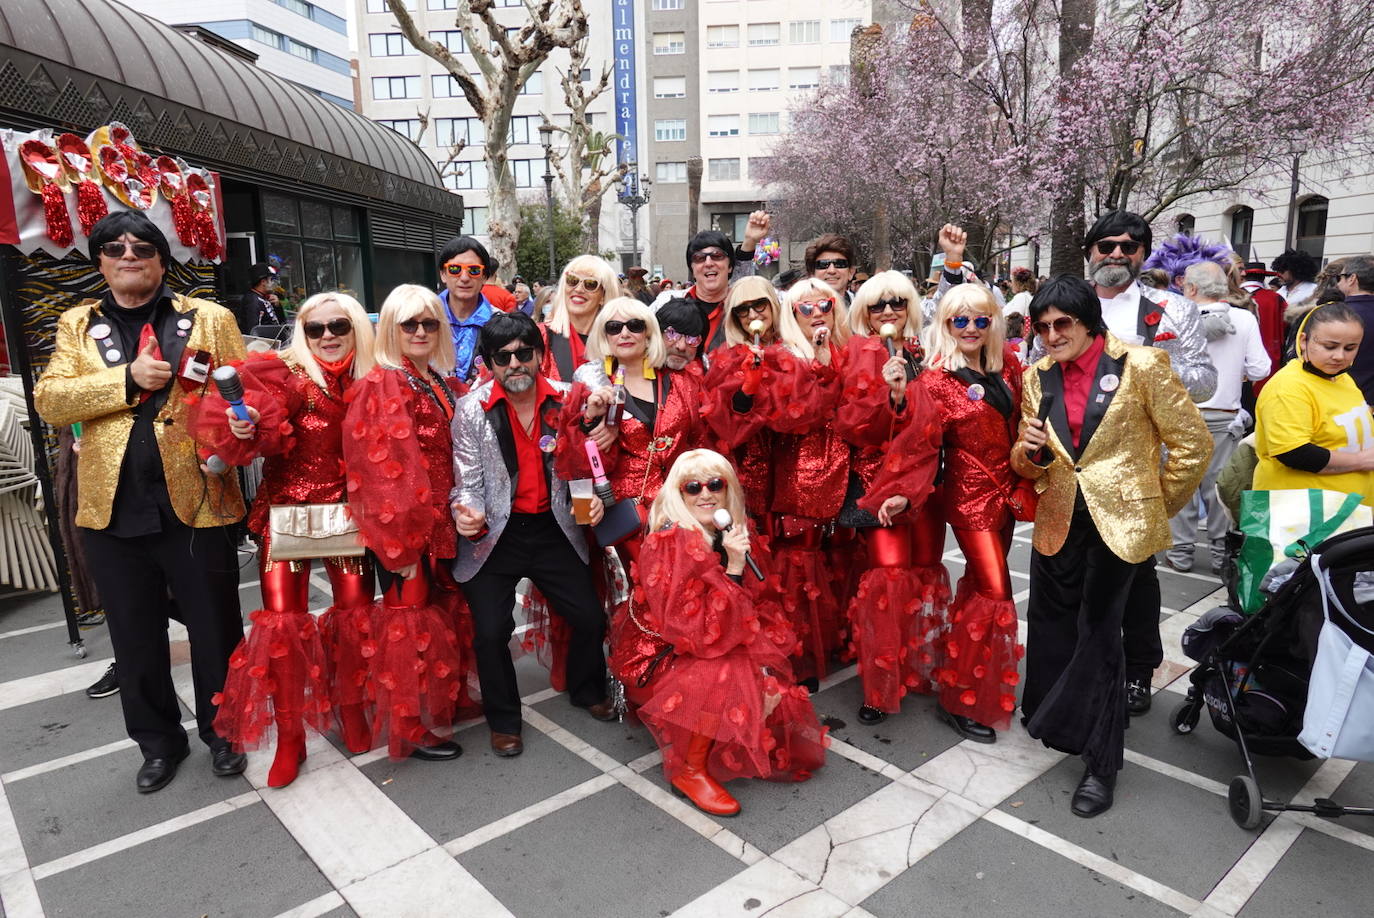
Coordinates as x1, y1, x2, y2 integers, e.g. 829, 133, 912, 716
919, 360, 1026, 730
189, 352, 364, 751
342, 360, 479, 758
618, 526, 828, 783
835, 335, 947, 713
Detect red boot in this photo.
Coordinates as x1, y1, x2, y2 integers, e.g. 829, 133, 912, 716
670, 733, 741, 816
339, 703, 373, 755
267, 714, 307, 788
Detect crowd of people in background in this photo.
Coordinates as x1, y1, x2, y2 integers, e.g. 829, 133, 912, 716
37, 206, 1373, 821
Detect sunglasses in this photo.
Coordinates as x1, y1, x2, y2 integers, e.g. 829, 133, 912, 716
690, 249, 730, 265
99, 241, 159, 259
664, 328, 702, 347
814, 258, 850, 270
399, 318, 442, 334
604, 318, 647, 335
1092, 240, 1142, 256
796, 298, 834, 317
950, 315, 992, 330
490, 346, 537, 366
868, 297, 908, 314
444, 263, 487, 277
303, 318, 353, 339
732, 297, 772, 318
564, 274, 602, 292
681, 477, 726, 496
1031, 316, 1080, 336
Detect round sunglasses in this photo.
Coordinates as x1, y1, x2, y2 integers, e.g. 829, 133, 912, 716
604, 318, 647, 335
796, 298, 834, 317
303, 318, 353, 339
681, 477, 726, 496
950, 315, 992, 330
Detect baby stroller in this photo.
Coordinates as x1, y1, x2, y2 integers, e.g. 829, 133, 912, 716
1171, 526, 1374, 830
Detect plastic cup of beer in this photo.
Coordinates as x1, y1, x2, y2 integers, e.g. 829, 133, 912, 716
570, 479, 596, 524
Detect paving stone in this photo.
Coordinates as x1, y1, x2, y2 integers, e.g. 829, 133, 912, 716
531, 693, 659, 765
1156, 566, 1225, 611
998, 757, 1261, 900
0, 622, 112, 682
457, 783, 743, 918
861, 817, 1186, 917
34, 801, 332, 918
360, 716, 603, 846
1320, 762, 1374, 837
8, 742, 252, 866
0, 690, 191, 774
810, 676, 963, 772
1238, 827, 1374, 917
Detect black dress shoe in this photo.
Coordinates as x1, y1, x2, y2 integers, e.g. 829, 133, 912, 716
85, 663, 119, 699
1126, 678, 1152, 716
938, 707, 997, 744
210, 744, 248, 777
798, 677, 820, 693
857, 705, 887, 725
1071, 769, 1116, 818
410, 740, 463, 761
136, 747, 189, 794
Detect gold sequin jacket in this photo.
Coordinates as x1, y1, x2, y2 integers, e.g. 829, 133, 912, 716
34, 294, 246, 530
1010, 332, 1211, 564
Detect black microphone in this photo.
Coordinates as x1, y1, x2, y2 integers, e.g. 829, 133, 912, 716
1029, 393, 1056, 465
211, 365, 254, 425
713, 508, 763, 581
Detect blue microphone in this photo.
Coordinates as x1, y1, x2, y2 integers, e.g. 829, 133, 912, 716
212, 365, 254, 426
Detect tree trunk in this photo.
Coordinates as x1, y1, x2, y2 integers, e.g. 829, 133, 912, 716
485, 147, 520, 285
1048, 0, 1097, 277
852, 25, 892, 270
583, 183, 603, 254
687, 156, 703, 237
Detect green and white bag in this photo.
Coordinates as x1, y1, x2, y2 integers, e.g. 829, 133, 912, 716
1236, 489, 1372, 613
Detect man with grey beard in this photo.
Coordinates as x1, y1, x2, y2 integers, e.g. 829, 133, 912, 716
655, 298, 709, 372
1075, 210, 1216, 719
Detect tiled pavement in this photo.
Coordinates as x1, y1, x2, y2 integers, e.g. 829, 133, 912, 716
3, 524, 1374, 918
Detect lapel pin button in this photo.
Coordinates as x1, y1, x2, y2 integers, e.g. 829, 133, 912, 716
177, 318, 192, 330
88, 323, 111, 339
105, 348, 122, 362
1099, 373, 1119, 392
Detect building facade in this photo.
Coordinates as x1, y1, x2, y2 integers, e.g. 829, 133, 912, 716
119, 0, 354, 108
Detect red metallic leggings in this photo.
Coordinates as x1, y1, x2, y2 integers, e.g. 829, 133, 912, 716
865, 508, 946, 568
950, 526, 1014, 601
259, 557, 375, 614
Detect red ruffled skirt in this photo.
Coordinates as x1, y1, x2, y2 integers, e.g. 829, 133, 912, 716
846, 564, 951, 712
773, 542, 843, 681
212, 609, 333, 749
934, 579, 1023, 730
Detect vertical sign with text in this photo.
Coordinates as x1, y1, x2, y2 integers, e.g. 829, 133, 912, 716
612, 0, 638, 171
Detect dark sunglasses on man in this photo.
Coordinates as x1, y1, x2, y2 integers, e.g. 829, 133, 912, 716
1092, 240, 1142, 256
489, 346, 537, 367
399, 318, 442, 334
604, 318, 647, 335
814, 258, 849, 270
690, 249, 730, 265
444, 263, 486, 277
100, 241, 159, 259
303, 318, 353, 339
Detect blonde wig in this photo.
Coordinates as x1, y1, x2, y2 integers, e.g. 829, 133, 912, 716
723, 276, 783, 348
848, 270, 923, 339
547, 255, 622, 337
373, 283, 456, 375
924, 283, 1005, 374
285, 291, 376, 389
583, 297, 668, 369
782, 278, 851, 359
649, 448, 750, 542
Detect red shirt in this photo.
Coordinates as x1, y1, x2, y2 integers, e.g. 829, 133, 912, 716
1061, 333, 1106, 448
483, 376, 559, 513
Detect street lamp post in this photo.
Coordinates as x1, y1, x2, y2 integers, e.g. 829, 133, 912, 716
617, 162, 652, 269
538, 123, 556, 281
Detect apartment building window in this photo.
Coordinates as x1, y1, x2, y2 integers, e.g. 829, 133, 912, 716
655, 119, 687, 141
288, 38, 316, 61
1296, 196, 1329, 260
830, 18, 862, 41
748, 23, 781, 46
1229, 206, 1254, 262
252, 24, 282, 47
448, 160, 489, 190
706, 25, 740, 49
369, 33, 413, 56
521, 71, 543, 95
366, 0, 411, 11
432, 74, 465, 97
708, 70, 739, 93
435, 117, 485, 146
708, 115, 740, 137
829, 65, 850, 85
748, 112, 780, 134
427, 0, 456, 8
656, 161, 688, 183
651, 0, 685, 8
511, 159, 540, 188
277, 0, 310, 15
372, 76, 420, 99
378, 118, 421, 140
429, 30, 466, 53
789, 20, 820, 43
653, 32, 686, 54
464, 207, 489, 234
508, 115, 536, 145
713, 212, 750, 238
654, 76, 687, 99
788, 66, 820, 89
708, 158, 741, 182
748, 69, 780, 92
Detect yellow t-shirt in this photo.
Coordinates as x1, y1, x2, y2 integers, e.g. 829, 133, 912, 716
1254, 360, 1374, 505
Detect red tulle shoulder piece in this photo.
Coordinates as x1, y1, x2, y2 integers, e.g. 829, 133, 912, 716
185, 353, 296, 466
638, 526, 762, 660
341, 369, 440, 571
699, 344, 775, 449
761, 348, 841, 435
554, 380, 598, 481
836, 336, 904, 448
857, 380, 941, 516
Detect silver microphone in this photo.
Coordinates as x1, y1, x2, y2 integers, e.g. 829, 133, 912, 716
712, 508, 763, 581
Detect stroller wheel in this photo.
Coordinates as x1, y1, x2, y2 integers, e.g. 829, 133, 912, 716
1228, 776, 1263, 830
1170, 700, 1200, 735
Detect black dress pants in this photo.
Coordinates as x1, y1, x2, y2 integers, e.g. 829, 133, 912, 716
1122, 560, 1164, 684
80, 522, 243, 759
459, 512, 607, 735
1022, 504, 1137, 778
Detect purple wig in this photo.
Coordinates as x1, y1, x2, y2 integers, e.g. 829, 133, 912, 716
1142, 233, 1235, 292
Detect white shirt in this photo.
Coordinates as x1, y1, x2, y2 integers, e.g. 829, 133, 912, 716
1279, 280, 1315, 305
1195, 301, 1271, 410
1003, 290, 1033, 317
1098, 287, 1150, 342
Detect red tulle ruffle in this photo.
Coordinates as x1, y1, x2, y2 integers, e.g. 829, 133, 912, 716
933, 580, 1023, 731
320, 602, 375, 709
367, 597, 466, 759
845, 563, 951, 712
773, 542, 842, 681
211, 609, 332, 751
